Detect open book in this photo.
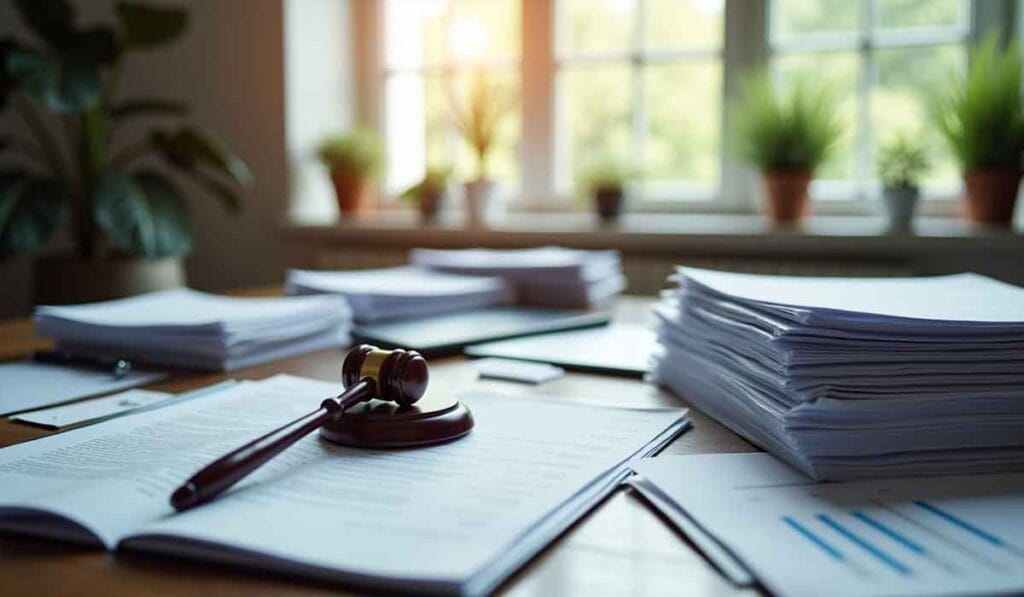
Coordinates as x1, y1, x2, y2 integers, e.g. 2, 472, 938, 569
0, 375, 688, 595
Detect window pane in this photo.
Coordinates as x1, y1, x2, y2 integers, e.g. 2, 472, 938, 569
772, 52, 859, 182
875, 0, 967, 30
558, 65, 632, 187
645, 0, 724, 51
872, 45, 965, 187
772, 0, 860, 41
384, 0, 520, 69
560, 0, 636, 55
644, 60, 721, 185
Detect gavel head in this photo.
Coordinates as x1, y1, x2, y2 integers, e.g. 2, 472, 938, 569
341, 344, 429, 407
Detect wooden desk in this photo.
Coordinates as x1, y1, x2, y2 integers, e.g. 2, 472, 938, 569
0, 297, 758, 596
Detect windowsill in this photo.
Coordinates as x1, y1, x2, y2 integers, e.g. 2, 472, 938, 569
280, 210, 1023, 255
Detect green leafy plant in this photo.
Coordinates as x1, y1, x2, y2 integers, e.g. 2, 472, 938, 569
930, 34, 1024, 172
399, 165, 451, 203
877, 132, 930, 189
316, 128, 383, 179
0, 0, 251, 260
580, 162, 632, 194
731, 69, 843, 172
450, 71, 516, 181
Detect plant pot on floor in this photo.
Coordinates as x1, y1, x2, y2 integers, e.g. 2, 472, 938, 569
761, 171, 811, 225
882, 185, 919, 232
963, 169, 1022, 226
463, 179, 495, 227
331, 172, 373, 216
33, 254, 185, 305
594, 188, 625, 223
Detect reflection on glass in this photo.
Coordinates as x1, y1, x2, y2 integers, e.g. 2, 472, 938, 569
560, 0, 636, 55
872, 45, 965, 185
875, 0, 967, 30
559, 65, 632, 186
644, 61, 721, 184
772, 0, 859, 40
645, 0, 724, 50
772, 52, 858, 181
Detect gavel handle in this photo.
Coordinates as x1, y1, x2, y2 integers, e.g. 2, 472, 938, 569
169, 379, 375, 511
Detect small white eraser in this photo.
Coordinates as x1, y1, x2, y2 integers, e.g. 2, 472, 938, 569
472, 358, 565, 384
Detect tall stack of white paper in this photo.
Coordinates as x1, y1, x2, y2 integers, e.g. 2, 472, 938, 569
410, 247, 626, 309
285, 266, 514, 322
652, 267, 1024, 480
34, 289, 352, 371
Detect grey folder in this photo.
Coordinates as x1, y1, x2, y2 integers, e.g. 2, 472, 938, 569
352, 307, 611, 357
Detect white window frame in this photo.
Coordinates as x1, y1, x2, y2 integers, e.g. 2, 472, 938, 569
357, 0, 1013, 216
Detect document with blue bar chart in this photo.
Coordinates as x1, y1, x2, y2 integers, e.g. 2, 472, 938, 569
631, 453, 1024, 597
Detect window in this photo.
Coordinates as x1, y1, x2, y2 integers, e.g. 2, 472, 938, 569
769, 0, 971, 202
380, 0, 521, 196
556, 0, 725, 202
368, 0, 1006, 213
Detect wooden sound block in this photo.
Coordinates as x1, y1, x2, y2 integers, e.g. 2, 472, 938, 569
319, 393, 474, 448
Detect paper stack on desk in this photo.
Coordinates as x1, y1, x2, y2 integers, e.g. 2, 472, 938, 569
34, 289, 352, 371
410, 246, 626, 308
285, 266, 514, 322
652, 267, 1024, 480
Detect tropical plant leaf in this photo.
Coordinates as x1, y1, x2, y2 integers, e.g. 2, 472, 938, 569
117, 2, 188, 49
93, 170, 192, 258
151, 126, 250, 213
12, 0, 75, 51
188, 168, 243, 214
7, 47, 102, 112
0, 39, 21, 110
0, 170, 64, 259
111, 98, 189, 120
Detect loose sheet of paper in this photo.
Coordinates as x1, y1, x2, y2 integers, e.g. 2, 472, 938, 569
10, 389, 171, 428
632, 453, 1024, 597
0, 375, 687, 593
0, 361, 166, 415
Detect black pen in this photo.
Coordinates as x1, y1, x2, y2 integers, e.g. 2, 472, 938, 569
33, 350, 133, 379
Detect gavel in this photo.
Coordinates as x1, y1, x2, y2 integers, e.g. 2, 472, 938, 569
170, 345, 429, 511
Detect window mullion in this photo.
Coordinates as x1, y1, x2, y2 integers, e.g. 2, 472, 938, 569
855, 0, 876, 203
521, 0, 555, 206
723, 0, 768, 213
631, 0, 648, 185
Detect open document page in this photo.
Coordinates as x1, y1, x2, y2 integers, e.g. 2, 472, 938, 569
631, 453, 1024, 597
0, 375, 687, 595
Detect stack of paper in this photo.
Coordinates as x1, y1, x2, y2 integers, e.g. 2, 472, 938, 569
285, 266, 514, 323
34, 289, 352, 371
652, 268, 1024, 480
410, 247, 625, 309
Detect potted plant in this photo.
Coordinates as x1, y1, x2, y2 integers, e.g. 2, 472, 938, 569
451, 71, 516, 227
877, 132, 930, 232
317, 129, 383, 217
400, 165, 451, 224
580, 163, 631, 224
732, 70, 843, 225
932, 35, 1024, 226
0, 0, 250, 305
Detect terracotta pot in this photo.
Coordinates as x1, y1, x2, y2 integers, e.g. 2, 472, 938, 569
417, 188, 446, 224
963, 169, 1021, 226
463, 179, 495, 228
33, 254, 185, 305
761, 171, 811, 224
330, 172, 373, 216
594, 188, 625, 223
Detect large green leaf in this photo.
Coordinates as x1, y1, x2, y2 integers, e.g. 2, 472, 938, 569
7, 47, 102, 112
0, 171, 65, 259
12, 0, 75, 50
0, 39, 20, 109
111, 98, 189, 120
117, 2, 188, 48
93, 170, 191, 258
152, 126, 250, 213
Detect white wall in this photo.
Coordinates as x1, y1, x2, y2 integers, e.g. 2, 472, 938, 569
0, 0, 292, 316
